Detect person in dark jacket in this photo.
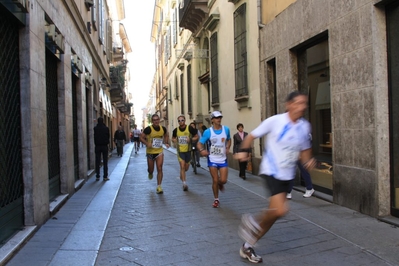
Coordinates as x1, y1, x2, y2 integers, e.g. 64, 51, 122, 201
114, 125, 127, 157
233, 123, 251, 179
94, 117, 110, 181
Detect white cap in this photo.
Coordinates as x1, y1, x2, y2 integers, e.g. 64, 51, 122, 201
210, 111, 223, 119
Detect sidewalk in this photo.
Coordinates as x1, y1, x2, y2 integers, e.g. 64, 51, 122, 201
4, 144, 399, 265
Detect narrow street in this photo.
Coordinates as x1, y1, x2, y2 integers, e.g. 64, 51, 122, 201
6, 143, 399, 265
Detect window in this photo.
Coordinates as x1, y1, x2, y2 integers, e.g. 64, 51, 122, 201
180, 73, 184, 114
234, 4, 248, 98
210, 33, 219, 105
91, 0, 97, 31
187, 65, 192, 114
173, 9, 178, 46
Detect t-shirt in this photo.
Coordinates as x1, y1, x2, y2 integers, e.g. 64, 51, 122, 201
251, 112, 311, 180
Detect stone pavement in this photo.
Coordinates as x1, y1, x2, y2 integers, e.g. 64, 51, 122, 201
4, 143, 399, 266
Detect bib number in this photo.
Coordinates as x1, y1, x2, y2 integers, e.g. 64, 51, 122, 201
210, 144, 224, 156
178, 136, 188, 145
152, 138, 163, 148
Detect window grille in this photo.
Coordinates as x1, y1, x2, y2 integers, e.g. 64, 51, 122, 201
210, 33, 219, 104
234, 4, 248, 98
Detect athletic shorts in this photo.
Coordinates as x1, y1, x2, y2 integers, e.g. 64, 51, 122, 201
177, 151, 191, 163
133, 137, 140, 142
147, 153, 162, 161
207, 158, 228, 169
262, 175, 291, 196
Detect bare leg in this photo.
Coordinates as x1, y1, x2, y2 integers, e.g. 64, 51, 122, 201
209, 167, 219, 199
155, 154, 164, 186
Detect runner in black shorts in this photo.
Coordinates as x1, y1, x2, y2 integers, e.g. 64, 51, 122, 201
235, 91, 316, 264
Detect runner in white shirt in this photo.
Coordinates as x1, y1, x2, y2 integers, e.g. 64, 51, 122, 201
132, 125, 141, 154
235, 91, 316, 264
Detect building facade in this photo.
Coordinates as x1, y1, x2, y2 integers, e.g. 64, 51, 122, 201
0, 0, 132, 247
151, 0, 263, 167
150, 0, 399, 221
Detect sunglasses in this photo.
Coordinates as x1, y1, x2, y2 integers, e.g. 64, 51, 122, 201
178, 119, 185, 122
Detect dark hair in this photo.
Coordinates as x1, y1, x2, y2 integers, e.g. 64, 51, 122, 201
97, 117, 104, 124
286, 91, 308, 102
201, 125, 207, 131
151, 114, 159, 120
236, 123, 244, 130
189, 122, 196, 127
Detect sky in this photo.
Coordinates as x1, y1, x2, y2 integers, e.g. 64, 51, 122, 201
122, 1, 155, 128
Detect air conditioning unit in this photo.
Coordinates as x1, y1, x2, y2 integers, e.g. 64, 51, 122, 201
45, 24, 56, 41
54, 34, 65, 53
85, 72, 92, 85
72, 55, 83, 73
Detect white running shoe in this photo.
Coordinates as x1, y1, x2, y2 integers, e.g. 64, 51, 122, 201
303, 188, 315, 198
286, 193, 292, 199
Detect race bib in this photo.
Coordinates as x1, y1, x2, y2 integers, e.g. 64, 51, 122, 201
152, 138, 163, 148
210, 144, 224, 156
178, 136, 188, 145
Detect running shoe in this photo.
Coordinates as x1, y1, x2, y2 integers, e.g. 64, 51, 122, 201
212, 199, 220, 208
303, 188, 315, 198
156, 185, 163, 194
239, 245, 263, 264
103, 177, 110, 181
183, 184, 188, 191
238, 214, 261, 246
286, 193, 292, 199
148, 173, 153, 180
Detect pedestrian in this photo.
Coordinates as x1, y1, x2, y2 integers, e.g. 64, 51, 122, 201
189, 122, 201, 167
140, 114, 170, 194
286, 161, 315, 199
172, 115, 198, 191
94, 117, 110, 181
132, 124, 141, 154
235, 91, 316, 263
233, 123, 251, 180
197, 111, 231, 208
114, 125, 127, 157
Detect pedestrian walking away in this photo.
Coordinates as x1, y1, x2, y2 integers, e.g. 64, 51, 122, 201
94, 117, 110, 181
132, 124, 141, 154
114, 125, 127, 157
234, 91, 316, 264
140, 114, 170, 194
233, 123, 252, 180
197, 111, 231, 208
172, 115, 198, 191
286, 161, 315, 199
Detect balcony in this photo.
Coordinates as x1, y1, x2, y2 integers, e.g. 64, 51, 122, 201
179, 0, 208, 33
109, 65, 126, 103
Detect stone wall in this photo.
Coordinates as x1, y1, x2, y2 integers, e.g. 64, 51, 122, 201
259, 0, 390, 217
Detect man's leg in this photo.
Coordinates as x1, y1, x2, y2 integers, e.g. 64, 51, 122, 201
102, 146, 109, 179
155, 154, 164, 186
95, 149, 101, 180
256, 193, 288, 238
209, 167, 219, 199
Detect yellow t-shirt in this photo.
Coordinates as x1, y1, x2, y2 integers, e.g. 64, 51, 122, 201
146, 125, 165, 154
176, 126, 191, 153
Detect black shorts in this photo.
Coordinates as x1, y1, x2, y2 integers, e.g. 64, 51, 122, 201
262, 175, 291, 196
147, 153, 162, 161
133, 137, 140, 142
177, 151, 191, 163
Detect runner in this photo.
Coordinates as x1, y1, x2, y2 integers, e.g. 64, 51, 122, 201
139, 114, 170, 194
132, 124, 141, 154
235, 91, 316, 263
197, 111, 231, 208
172, 115, 198, 191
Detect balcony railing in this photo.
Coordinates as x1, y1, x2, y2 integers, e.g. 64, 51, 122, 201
179, 0, 208, 33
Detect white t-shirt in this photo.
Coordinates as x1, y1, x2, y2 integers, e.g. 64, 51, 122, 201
251, 112, 312, 180
133, 129, 141, 138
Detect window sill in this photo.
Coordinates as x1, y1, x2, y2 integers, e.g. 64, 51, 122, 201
235, 95, 249, 103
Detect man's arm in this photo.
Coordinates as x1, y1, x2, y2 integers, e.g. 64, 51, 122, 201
299, 149, 316, 171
